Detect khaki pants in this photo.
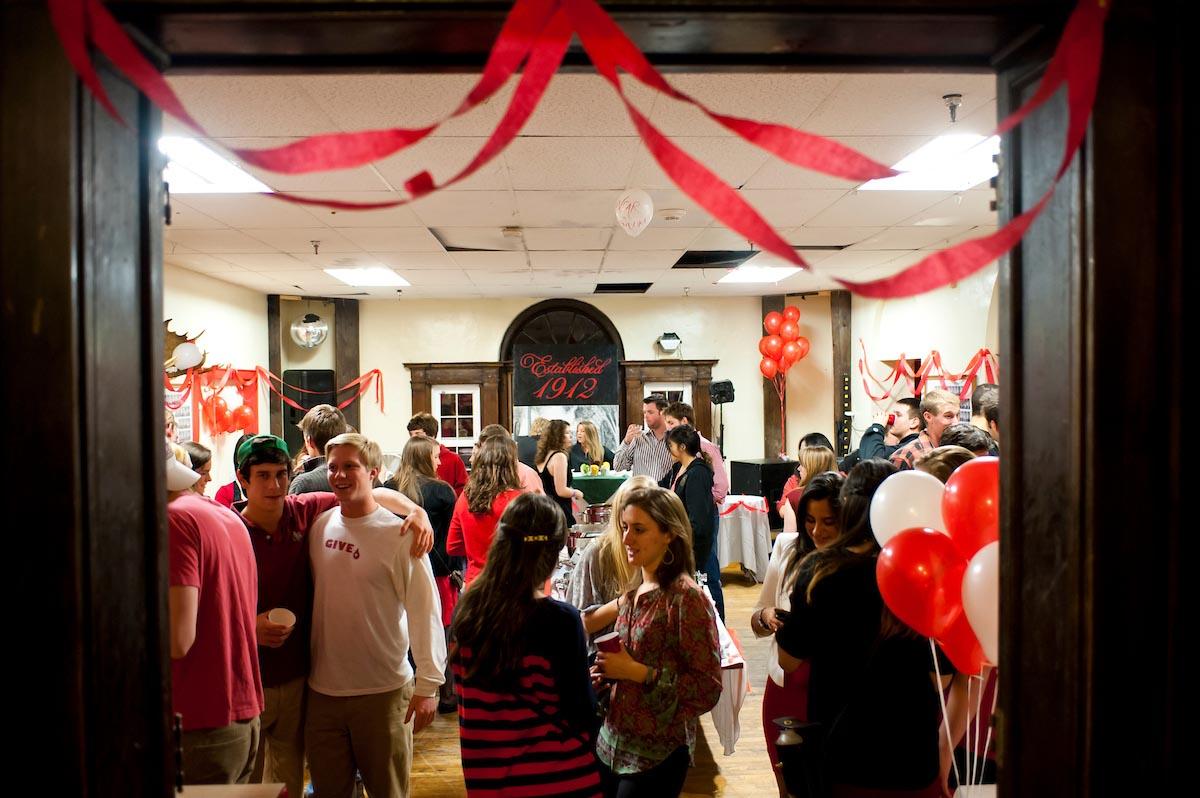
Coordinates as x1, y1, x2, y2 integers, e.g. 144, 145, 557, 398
306, 682, 415, 798
182, 716, 260, 785
252, 676, 307, 798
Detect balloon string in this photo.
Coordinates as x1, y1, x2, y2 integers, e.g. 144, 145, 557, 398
979, 672, 999, 784
930, 639, 961, 790
965, 673, 975, 789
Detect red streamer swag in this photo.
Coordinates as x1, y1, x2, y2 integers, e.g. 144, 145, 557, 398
164, 367, 385, 414
49, 0, 1107, 299
857, 341, 999, 403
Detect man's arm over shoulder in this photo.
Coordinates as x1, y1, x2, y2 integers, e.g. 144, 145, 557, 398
392, 548, 447, 699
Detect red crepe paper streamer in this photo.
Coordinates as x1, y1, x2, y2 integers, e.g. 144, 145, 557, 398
719, 500, 770, 517
857, 341, 999, 402
49, 0, 1107, 300
256, 367, 386, 414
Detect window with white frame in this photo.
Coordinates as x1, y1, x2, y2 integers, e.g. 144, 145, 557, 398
432, 384, 480, 462
644, 381, 691, 408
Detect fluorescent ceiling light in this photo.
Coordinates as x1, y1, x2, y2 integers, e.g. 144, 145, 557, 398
324, 267, 411, 287
860, 134, 1000, 192
158, 137, 272, 194
717, 264, 802, 284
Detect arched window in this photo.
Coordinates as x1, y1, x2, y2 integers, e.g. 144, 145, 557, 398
499, 299, 624, 360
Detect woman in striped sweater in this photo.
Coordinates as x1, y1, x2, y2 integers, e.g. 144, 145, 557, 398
450, 492, 602, 797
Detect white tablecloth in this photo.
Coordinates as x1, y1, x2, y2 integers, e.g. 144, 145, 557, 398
717, 494, 771, 582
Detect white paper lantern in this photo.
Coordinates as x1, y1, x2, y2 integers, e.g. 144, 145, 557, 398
290, 314, 329, 349
172, 341, 203, 370
614, 189, 653, 237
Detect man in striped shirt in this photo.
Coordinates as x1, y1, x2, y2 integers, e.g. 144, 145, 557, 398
613, 395, 673, 482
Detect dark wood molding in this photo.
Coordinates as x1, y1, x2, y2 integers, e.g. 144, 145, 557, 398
761, 296, 784, 457
266, 294, 282, 438
620, 360, 719, 440
332, 298, 360, 432
405, 362, 506, 430
830, 290, 852, 457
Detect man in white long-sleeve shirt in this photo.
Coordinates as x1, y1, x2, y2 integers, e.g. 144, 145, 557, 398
306, 433, 446, 798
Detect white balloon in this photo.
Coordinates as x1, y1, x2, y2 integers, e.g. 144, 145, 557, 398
869, 469, 946, 547
172, 341, 202, 370
614, 189, 653, 237
962, 540, 1000, 665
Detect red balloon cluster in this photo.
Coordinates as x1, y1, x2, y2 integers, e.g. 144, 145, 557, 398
759, 305, 810, 379
202, 393, 258, 436
875, 457, 1000, 672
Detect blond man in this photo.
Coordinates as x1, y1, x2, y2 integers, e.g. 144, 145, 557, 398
890, 389, 961, 470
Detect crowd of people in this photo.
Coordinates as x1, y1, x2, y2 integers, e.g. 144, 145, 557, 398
163, 382, 999, 798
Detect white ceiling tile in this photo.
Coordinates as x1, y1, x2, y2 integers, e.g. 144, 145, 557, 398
291, 252, 394, 269
785, 226, 886, 247
373, 137, 510, 192
601, 251, 685, 271
217, 253, 311, 271
847, 225, 973, 251
164, 252, 241, 273
744, 136, 930, 190
241, 228, 362, 254
368, 252, 460, 270
515, 191, 620, 227
333, 227, 445, 252
687, 227, 757, 251
205, 138, 392, 193
168, 202, 229, 229
175, 193, 324, 228
643, 189, 716, 228
804, 190, 950, 227
773, 270, 842, 292
646, 74, 844, 137
213, 270, 292, 293
163, 228, 280, 253
816, 249, 915, 275
803, 73, 996, 136
505, 138, 640, 190
528, 252, 604, 271
465, 269, 535, 287
607, 227, 700, 251
921, 225, 998, 249
287, 192, 424, 227
596, 269, 670, 284
522, 75, 643, 137
395, 268, 472, 287
268, 271, 358, 291
645, 268, 725, 286
452, 252, 529, 270
300, 74, 510, 136
523, 228, 613, 251
411, 191, 519, 227
736, 189, 847, 227
901, 191, 997, 227
629, 138, 770, 190
429, 228, 523, 252
167, 76, 340, 137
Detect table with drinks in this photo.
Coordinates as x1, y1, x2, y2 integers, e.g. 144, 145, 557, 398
572, 466, 630, 505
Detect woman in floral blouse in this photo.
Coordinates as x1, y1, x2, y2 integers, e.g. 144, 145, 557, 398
583, 486, 722, 797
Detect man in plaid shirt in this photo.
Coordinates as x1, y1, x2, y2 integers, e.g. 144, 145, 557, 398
890, 389, 961, 470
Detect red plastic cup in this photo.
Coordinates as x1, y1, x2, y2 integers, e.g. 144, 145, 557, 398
594, 632, 622, 653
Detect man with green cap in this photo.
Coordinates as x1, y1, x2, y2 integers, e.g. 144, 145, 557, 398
233, 434, 432, 798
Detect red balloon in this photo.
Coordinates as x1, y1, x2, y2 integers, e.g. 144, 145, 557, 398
212, 396, 228, 415
763, 312, 783, 334
937, 612, 986, 674
793, 336, 811, 360
778, 352, 796, 372
942, 456, 1000, 559
232, 404, 257, 432
759, 357, 779, 379
779, 320, 800, 342
783, 305, 801, 322
763, 335, 783, 359
216, 408, 235, 434
782, 340, 802, 362
758, 337, 772, 357
876, 528, 968, 639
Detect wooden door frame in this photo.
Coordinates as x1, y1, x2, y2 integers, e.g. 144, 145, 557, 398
8, 1, 1183, 794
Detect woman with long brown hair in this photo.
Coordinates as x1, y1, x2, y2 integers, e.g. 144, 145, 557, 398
451, 492, 602, 797
447, 435, 523, 587
583, 486, 722, 797
536, 418, 585, 528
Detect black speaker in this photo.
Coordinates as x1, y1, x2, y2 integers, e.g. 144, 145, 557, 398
730, 458, 797, 530
711, 379, 735, 404
282, 369, 336, 457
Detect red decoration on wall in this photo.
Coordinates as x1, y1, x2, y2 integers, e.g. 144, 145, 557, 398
858, 340, 999, 402
49, 0, 1107, 300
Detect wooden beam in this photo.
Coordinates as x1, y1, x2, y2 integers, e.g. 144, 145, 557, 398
761, 296, 784, 458
830, 290, 852, 457
267, 294, 282, 438
332, 298, 360, 432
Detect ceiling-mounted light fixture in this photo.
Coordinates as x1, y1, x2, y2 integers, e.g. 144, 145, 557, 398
290, 313, 329, 349
943, 93, 964, 123
656, 332, 682, 353
158, 137, 272, 194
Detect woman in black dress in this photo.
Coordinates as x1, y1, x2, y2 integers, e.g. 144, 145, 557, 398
535, 418, 584, 528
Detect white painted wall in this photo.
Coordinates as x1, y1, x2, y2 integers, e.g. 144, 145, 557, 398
848, 263, 999, 448
780, 293, 835, 456
163, 263, 271, 494
357, 296, 774, 462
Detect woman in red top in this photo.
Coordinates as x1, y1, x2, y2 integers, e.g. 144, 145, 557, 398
447, 435, 523, 586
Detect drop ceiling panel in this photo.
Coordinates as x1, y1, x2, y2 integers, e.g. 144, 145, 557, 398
848, 225, 974, 251
522, 228, 613, 251
737, 189, 847, 227
396, 268, 472, 287
528, 252, 604, 271
411, 191, 519, 227
217, 253, 311, 271
687, 227, 755, 251
646, 74, 844, 137
175, 193, 324, 228
164, 252, 241, 273
515, 191, 620, 227
292, 252, 394, 269
596, 269, 671, 284
601, 251, 686, 271
816, 249, 915, 274
373, 137, 511, 192
209, 138, 392, 192
902, 191, 997, 227
607, 227, 701, 252
744, 136, 929, 190
784, 226, 886, 247
466, 269, 535, 287
168, 202, 229, 229
243, 228, 362, 254
431, 228, 524, 251
268, 271, 356, 291
921, 225, 997, 249
629, 138, 770, 190
166, 76, 339, 137
803, 73, 996, 136
300, 74, 511, 136
216, 270, 297, 292
505, 138, 640, 190
805, 190, 950, 228
522, 75, 647, 137
368, 252, 460, 270
451, 251, 529, 270
284, 192, 425, 228
165, 228, 280, 253
334, 227, 445, 252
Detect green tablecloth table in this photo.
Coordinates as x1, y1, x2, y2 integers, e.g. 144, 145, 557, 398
573, 472, 630, 505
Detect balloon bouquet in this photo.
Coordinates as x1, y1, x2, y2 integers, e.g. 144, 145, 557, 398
758, 306, 811, 456
871, 458, 1000, 792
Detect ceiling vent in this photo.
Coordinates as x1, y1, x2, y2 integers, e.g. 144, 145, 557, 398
594, 282, 653, 294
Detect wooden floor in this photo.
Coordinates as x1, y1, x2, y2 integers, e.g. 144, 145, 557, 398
409, 574, 780, 797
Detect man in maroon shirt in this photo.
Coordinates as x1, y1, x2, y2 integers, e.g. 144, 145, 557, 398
166, 441, 263, 785
233, 435, 433, 798
407, 412, 468, 495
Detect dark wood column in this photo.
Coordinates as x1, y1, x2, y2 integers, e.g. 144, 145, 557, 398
761, 295, 784, 457
332, 297, 361, 431
830, 290, 852, 457
267, 294, 282, 437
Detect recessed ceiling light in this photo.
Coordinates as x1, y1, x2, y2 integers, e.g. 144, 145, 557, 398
860, 134, 1000, 192
324, 267, 411, 287
717, 264, 803, 284
158, 137, 272, 194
